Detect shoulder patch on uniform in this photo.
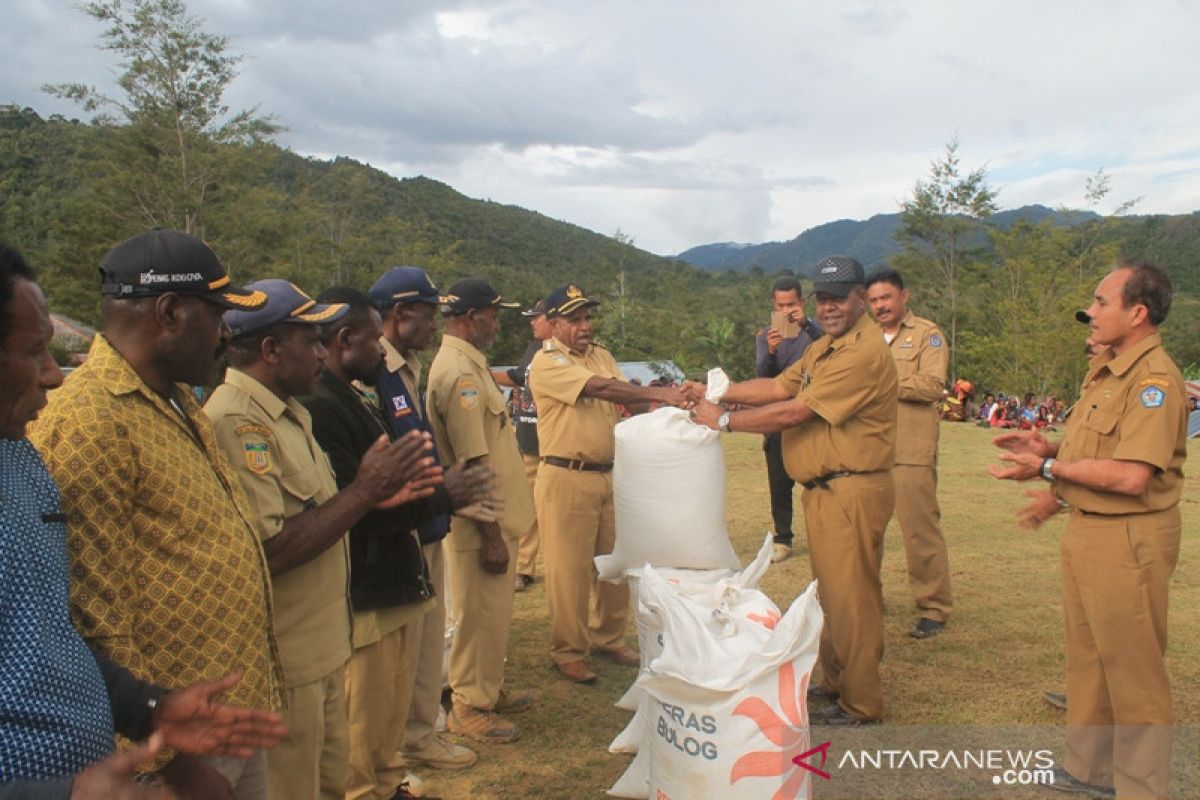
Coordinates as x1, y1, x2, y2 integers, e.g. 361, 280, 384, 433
929, 335, 942, 347
243, 441, 271, 474
1138, 377, 1169, 389
1140, 386, 1165, 409
458, 379, 480, 410
235, 423, 272, 438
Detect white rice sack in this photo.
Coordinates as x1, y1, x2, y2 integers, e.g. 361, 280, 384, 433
615, 682, 640, 712
637, 569, 824, 800
609, 692, 652, 754
607, 749, 650, 799
596, 407, 741, 580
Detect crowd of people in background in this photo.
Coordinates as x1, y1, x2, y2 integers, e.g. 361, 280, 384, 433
975, 390, 1067, 429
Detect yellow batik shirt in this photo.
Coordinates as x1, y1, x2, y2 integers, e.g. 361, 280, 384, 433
29, 336, 283, 712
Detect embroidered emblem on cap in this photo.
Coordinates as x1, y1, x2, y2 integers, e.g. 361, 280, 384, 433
566, 285, 583, 299
1140, 386, 1165, 408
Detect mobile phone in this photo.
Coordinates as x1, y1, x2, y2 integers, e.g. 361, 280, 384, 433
771, 311, 801, 339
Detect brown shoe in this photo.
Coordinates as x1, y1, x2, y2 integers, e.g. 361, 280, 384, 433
555, 659, 598, 684
600, 646, 640, 667
447, 704, 519, 743
494, 688, 533, 714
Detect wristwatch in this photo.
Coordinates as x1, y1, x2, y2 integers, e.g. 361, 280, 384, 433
1040, 457, 1056, 482
717, 411, 731, 433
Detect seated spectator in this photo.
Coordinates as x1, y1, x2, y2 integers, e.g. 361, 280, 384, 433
1018, 393, 1039, 429
977, 392, 996, 422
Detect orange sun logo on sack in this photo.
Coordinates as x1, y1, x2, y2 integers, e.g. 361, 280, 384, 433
729, 662, 825, 799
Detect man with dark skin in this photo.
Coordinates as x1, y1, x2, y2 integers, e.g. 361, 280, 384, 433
427, 279, 535, 741
369, 267, 479, 771
529, 285, 690, 684
28, 232, 292, 798
206, 280, 442, 800
683, 256, 897, 725
299, 287, 491, 800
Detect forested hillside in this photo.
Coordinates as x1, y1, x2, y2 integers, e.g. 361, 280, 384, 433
0, 105, 775, 378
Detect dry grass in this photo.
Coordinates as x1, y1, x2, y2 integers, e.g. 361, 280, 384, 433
417, 425, 1200, 799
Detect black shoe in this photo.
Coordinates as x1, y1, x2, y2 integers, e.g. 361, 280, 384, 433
1043, 691, 1067, 711
806, 684, 838, 705
1046, 767, 1114, 798
812, 704, 879, 727
909, 618, 945, 639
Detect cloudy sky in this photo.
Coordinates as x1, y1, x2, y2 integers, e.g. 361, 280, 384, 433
5, 1, 1200, 255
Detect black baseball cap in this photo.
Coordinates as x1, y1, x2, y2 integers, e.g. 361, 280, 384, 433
521, 298, 548, 318
99, 230, 267, 309
811, 255, 866, 298
544, 284, 600, 319
439, 278, 520, 316
369, 266, 440, 308
225, 279, 349, 338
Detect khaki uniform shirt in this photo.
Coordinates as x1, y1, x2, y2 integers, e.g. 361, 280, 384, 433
207, 369, 352, 688
28, 336, 282, 711
426, 335, 535, 546
776, 313, 898, 484
886, 310, 948, 466
529, 337, 626, 463
1056, 333, 1187, 514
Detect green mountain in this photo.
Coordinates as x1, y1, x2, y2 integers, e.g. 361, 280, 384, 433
677, 206, 1101, 274
0, 105, 773, 378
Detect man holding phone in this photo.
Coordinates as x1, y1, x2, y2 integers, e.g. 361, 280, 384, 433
754, 276, 821, 562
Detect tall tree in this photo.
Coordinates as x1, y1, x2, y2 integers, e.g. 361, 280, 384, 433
43, 0, 278, 235
894, 138, 998, 380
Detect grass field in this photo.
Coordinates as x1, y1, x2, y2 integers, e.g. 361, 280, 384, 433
416, 424, 1200, 799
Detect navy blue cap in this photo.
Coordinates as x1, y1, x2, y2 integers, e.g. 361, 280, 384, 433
225, 279, 349, 338
543, 284, 600, 319
369, 267, 440, 308
99, 230, 267, 310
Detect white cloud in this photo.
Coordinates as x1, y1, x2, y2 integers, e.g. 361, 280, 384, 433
3, 0, 1199, 254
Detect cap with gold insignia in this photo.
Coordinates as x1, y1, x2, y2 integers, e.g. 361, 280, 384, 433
439, 278, 520, 316
369, 266, 440, 309
543, 284, 600, 319
811, 255, 866, 298
99, 230, 268, 310
224, 279, 349, 338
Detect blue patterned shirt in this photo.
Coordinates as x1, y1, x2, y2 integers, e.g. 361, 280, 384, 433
0, 438, 113, 781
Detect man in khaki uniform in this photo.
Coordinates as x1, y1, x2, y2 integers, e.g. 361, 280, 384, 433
992, 259, 1186, 799
529, 284, 689, 684
426, 278, 536, 742
866, 269, 953, 639
208, 280, 437, 800
688, 256, 897, 725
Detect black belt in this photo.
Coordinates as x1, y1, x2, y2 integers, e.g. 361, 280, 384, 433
542, 456, 613, 473
801, 471, 856, 490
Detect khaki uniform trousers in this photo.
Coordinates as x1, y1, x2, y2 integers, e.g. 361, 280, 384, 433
802, 470, 893, 721
1062, 507, 1180, 799
403, 542, 446, 751
515, 454, 541, 577
535, 463, 629, 664
446, 531, 518, 709
345, 625, 418, 800
268, 665, 349, 800
892, 463, 953, 622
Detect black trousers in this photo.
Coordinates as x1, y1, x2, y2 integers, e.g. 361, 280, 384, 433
763, 433, 794, 543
